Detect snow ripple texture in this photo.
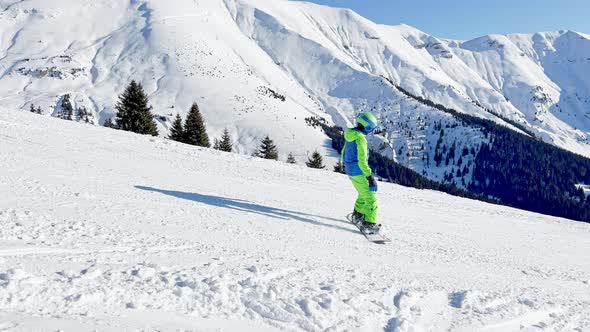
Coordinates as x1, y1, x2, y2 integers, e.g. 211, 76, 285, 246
0, 110, 589, 331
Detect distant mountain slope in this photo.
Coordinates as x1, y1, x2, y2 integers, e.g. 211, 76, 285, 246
0, 0, 335, 162
1, 0, 590, 179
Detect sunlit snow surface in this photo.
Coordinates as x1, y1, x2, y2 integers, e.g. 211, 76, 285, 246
0, 109, 589, 331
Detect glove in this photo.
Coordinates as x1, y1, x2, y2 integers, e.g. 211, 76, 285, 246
367, 176, 378, 192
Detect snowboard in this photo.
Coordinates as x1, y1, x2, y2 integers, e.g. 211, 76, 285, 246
346, 214, 391, 244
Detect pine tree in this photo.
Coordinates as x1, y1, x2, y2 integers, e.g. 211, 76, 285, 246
306, 150, 325, 169
184, 103, 210, 147
256, 136, 278, 160
104, 118, 115, 128
115, 81, 158, 136
286, 153, 296, 164
58, 94, 74, 120
217, 128, 233, 152
76, 106, 94, 124
29, 104, 42, 114
168, 113, 184, 142
333, 160, 345, 173
213, 139, 221, 150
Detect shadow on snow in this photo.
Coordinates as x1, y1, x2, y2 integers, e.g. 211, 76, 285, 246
135, 185, 357, 234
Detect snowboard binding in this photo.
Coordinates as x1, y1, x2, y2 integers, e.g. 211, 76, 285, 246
347, 212, 382, 235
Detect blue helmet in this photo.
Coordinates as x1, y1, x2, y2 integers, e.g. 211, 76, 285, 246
357, 112, 379, 134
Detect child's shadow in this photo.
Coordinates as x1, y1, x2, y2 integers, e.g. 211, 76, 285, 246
135, 186, 357, 234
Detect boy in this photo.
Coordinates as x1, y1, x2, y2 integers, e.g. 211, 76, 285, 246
342, 112, 380, 233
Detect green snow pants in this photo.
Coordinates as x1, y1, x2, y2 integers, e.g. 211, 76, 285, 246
350, 175, 378, 223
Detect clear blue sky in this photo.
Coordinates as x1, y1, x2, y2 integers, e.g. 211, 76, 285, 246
292, 0, 590, 40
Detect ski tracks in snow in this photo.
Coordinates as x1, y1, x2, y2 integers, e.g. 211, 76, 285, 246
1, 203, 588, 332
1, 249, 587, 331
385, 288, 589, 332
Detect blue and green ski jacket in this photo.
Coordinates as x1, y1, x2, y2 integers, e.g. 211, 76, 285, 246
342, 128, 372, 177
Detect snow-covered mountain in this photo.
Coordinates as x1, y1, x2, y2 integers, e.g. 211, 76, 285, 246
1, 0, 590, 183
2, 108, 590, 331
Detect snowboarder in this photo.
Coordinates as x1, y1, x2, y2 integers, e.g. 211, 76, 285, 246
342, 112, 380, 233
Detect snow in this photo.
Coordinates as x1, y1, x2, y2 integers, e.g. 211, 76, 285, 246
576, 184, 590, 197
1, 109, 589, 331
0, 0, 337, 165
2, 0, 590, 179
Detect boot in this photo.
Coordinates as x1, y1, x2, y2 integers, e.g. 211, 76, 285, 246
351, 210, 364, 224
361, 220, 381, 234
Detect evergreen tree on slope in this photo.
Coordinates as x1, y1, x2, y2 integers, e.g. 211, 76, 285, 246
256, 136, 278, 160
286, 153, 297, 164
104, 118, 115, 128
184, 103, 210, 147
306, 150, 325, 169
169, 113, 185, 142
333, 160, 345, 173
115, 81, 158, 136
217, 128, 233, 152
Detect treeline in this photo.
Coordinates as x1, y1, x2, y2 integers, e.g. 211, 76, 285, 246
321, 124, 495, 202
471, 129, 590, 222
30, 94, 95, 124
384, 78, 590, 222
51, 80, 333, 170
387, 78, 536, 137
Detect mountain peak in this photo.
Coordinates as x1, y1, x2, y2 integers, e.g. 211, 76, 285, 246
1, 0, 590, 179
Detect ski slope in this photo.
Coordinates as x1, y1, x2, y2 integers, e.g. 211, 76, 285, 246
2, 0, 590, 172
1, 109, 589, 331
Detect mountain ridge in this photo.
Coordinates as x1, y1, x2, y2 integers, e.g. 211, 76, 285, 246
1, 0, 590, 180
